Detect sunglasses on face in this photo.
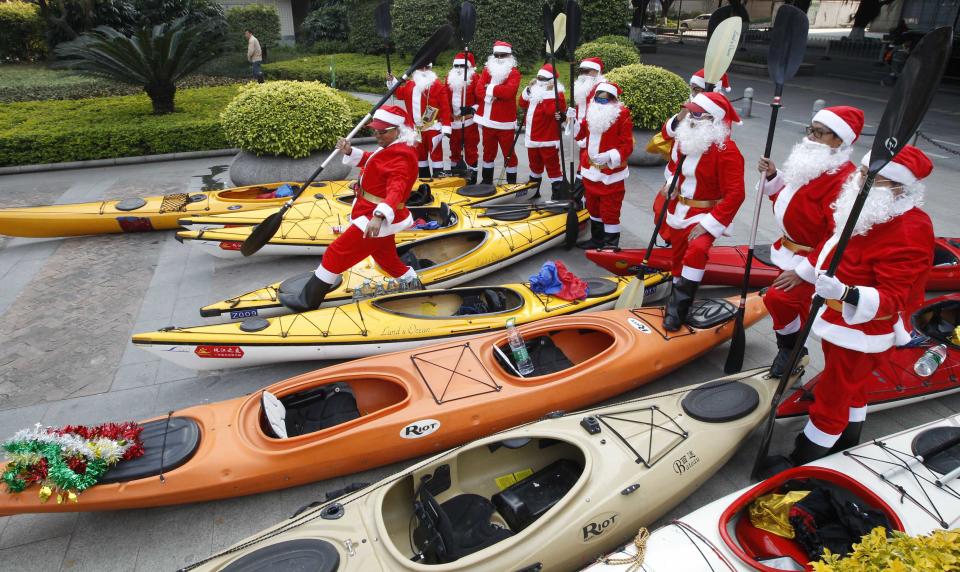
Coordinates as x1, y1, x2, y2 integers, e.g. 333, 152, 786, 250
688, 111, 711, 119
453, 64, 466, 69
372, 127, 397, 135
537, 76, 551, 82
806, 126, 835, 139
493, 53, 510, 59
594, 95, 613, 104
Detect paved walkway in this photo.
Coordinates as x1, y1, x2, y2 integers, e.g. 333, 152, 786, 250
1, 64, 959, 571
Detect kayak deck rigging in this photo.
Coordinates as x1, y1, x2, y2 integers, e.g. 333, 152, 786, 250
593, 405, 688, 468
410, 342, 502, 404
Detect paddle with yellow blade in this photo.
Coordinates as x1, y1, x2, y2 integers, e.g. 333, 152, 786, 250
616, 16, 742, 309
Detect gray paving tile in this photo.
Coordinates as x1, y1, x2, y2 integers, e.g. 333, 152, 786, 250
0, 512, 77, 550
131, 504, 214, 572
58, 512, 144, 572
0, 535, 70, 572
111, 361, 160, 391
0, 403, 50, 440
41, 385, 160, 427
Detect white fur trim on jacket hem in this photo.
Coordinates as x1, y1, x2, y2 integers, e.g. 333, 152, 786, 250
699, 213, 726, 238
841, 286, 880, 325
812, 307, 897, 353
475, 115, 517, 130
803, 420, 841, 448
350, 212, 414, 237
579, 166, 629, 185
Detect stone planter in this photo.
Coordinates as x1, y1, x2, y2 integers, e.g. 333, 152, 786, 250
228, 149, 353, 187
627, 128, 667, 167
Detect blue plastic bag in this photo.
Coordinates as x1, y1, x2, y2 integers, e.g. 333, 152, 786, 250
275, 184, 295, 198
529, 261, 563, 295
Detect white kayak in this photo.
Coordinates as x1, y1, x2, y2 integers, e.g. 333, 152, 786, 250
585, 413, 960, 571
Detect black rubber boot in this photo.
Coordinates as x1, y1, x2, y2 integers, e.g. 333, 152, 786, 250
467, 168, 478, 185
282, 274, 336, 313
663, 277, 699, 332
418, 166, 431, 179
602, 231, 620, 250
506, 171, 517, 184
576, 220, 604, 249
789, 432, 833, 466
829, 421, 863, 454
527, 176, 542, 199
481, 167, 494, 185
550, 180, 570, 201
770, 332, 809, 378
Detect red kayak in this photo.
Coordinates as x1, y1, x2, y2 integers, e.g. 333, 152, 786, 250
586, 237, 960, 290
777, 293, 960, 419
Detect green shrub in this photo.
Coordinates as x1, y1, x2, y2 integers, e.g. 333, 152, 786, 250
574, 41, 640, 72
604, 64, 688, 130
813, 527, 960, 571
220, 81, 353, 158
392, 0, 451, 56
0, 1, 46, 63
472, 0, 542, 64
592, 34, 633, 47
266, 53, 388, 92
346, 0, 383, 55
582, 0, 630, 41
301, 2, 349, 45
226, 4, 281, 54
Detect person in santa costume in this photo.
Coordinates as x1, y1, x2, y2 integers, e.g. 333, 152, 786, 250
474, 40, 522, 185
520, 63, 566, 199
445, 52, 481, 184
757, 106, 865, 377
389, 62, 452, 179
573, 82, 634, 249
657, 91, 745, 331
565, 57, 605, 197
689, 68, 731, 98
774, 144, 935, 468
282, 105, 421, 312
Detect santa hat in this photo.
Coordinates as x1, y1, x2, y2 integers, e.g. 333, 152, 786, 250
579, 57, 604, 73
860, 144, 934, 185
685, 92, 741, 124
537, 63, 556, 79
594, 82, 622, 98
492, 41, 512, 54
812, 106, 865, 146
453, 52, 475, 67
368, 105, 409, 130
690, 68, 731, 92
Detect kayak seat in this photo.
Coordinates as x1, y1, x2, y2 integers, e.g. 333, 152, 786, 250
457, 183, 497, 198
934, 245, 958, 266
492, 458, 582, 532
584, 278, 618, 298
686, 298, 737, 330
439, 203, 454, 227
453, 289, 518, 316
496, 336, 574, 377
912, 299, 960, 348
220, 538, 340, 572
911, 426, 960, 474
273, 383, 361, 438
681, 380, 760, 423
99, 417, 200, 484
413, 486, 513, 564
752, 244, 775, 268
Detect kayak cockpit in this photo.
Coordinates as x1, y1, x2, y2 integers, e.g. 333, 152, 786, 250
378, 437, 586, 565
260, 379, 408, 439
372, 287, 524, 318
719, 466, 904, 571
334, 183, 436, 207
493, 328, 615, 378
218, 186, 296, 201
934, 243, 959, 267
913, 297, 960, 348
397, 231, 486, 271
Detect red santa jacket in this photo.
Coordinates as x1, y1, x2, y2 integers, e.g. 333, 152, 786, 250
764, 162, 857, 281
444, 73, 479, 129
520, 85, 565, 148
474, 67, 521, 131
342, 140, 418, 236
812, 207, 934, 353
393, 78, 452, 136
574, 105, 634, 188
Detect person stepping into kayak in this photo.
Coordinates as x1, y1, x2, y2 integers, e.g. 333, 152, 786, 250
474, 41, 522, 185
777, 145, 935, 468
758, 106, 864, 378
658, 92, 745, 331
285, 105, 421, 312
520, 63, 566, 200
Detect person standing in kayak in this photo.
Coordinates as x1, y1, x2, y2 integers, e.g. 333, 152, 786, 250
757, 106, 864, 378
657, 92, 745, 331
519, 63, 566, 200
283, 105, 421, 312
389, 62, 452, 179
445, 52, 481, 184
474, 40, 522, 185
783, 145, 935, 466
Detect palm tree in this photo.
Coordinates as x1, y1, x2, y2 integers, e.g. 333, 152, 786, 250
55, 18, 218, 114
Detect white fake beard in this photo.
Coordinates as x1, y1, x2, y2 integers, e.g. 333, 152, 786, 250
395, 125, 418, 147
781, 139, 853, 189
527, 81, 553, 105
485, 55, 516, 84
586, 101, 622, 134
675, 118, 729, 157
574, 75, 601, 107
412, 69, 437, 90
446, 67, 474, 91
832, 172, 925, 236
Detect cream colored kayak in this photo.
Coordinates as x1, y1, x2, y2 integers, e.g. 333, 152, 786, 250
182, 366, 805, 571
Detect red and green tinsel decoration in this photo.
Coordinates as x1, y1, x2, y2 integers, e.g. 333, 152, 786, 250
2, 422, 144, 503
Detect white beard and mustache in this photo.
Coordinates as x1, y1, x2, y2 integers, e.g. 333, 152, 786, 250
574, 74, 602, 107
446, 67, 475, 91
586, 101, 622, 134
485, 54, 517, 84
395, 125, 418, 147
527, 81, 560, 105
781, 139, 853, 189
675, 118, 729, 156
832, 171, 924, 236
412, 69, 437, 90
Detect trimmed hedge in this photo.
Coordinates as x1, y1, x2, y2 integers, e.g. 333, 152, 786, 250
227, 4, 281, 53
301, 2, 349, 45
346, 0, 383, 55
0, 69, 240, 103
574, 41, 641, 72
604, 64, 688, 130
392, 0, 451, 56
581, 0, 630, 42
0, 1, 46, 63
472, 0, 542, 64
592, 34, 634, 47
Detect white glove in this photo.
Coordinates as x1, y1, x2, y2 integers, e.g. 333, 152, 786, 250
566, 107, 577, 121
815, 274, 848, 300
589, 151, 609, 165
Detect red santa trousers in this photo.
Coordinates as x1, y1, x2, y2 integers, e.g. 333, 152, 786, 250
318, 225, 411, 279
416, 129, 445, 171
450, 124, 480, 169
527, 146, 562, 181
583, 179, 625, 228
481, 127, 518, 171
763, 280, 816, 335
662, 223, 716, 281
805, 340, 877, 444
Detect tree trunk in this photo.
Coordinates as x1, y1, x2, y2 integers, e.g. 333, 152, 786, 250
145, 84, 176, 115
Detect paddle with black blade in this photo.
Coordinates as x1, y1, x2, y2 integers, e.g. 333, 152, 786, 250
374, 1, 393, 77
239, 24, 455, 257
564, 0, 582, 192
452, 1, 477, 176
723, 5, 808, 375
750, 26, 954, 480
616, 16, 742, 309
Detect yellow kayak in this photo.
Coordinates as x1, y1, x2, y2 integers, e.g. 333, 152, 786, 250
199, 208, 590, 318
134, 273, 670, 369
0, 177, 466, 238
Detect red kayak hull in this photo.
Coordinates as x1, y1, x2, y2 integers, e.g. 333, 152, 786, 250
586, 237, 960, 291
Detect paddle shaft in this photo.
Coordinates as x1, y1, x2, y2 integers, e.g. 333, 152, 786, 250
459, 47, 470, 168
546, 50, 569, 185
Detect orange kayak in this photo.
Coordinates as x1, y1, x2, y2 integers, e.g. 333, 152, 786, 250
0, 293, 767, 514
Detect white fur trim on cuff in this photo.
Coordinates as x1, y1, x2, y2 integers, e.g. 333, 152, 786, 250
373, 202, 396, 225
849, 406, 867, 422
664, 114, 679, 138
315, 264, 342, 284
761, 171, 785, 196
607, 149, 621, 168
342, 147, 364, 167
813, 109, 856, 146
681, 265, 705, 282
699, 213, 726, 238
841, 285, 880, 325
794, 258, 818, 284
803, 420, 841, 448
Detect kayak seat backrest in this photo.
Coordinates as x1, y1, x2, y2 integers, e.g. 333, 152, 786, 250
399, 250, 437, 271
911, 299, 960, 349
220, 538, 340, 572
261, 391, 288, 438
491, 458, 582, 532
686, 298, 737, 330
99, 417, 200, 484
413, 485, 513, 564
280, 383, 360, 437
453, 289, 519, 316
934, 244, 958, 266
495, 336, 574, 377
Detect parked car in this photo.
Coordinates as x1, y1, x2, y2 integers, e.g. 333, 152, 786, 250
631, 25, 657, 45
680, 13, 711, 31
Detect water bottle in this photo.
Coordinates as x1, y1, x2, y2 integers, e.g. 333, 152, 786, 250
914, 344, 948, 377
360, 279, 373, 298
374, 281, 385, 297
505, 318, 535, 376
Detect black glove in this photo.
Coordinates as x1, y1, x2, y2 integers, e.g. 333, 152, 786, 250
459, 106, 474, 117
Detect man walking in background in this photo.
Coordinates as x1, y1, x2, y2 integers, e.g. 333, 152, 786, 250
245, 29, 264, 84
